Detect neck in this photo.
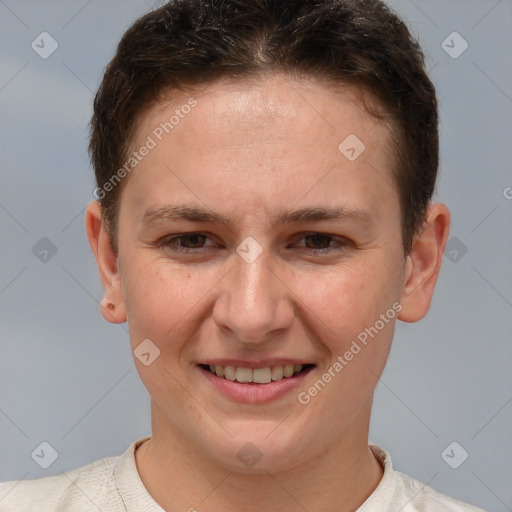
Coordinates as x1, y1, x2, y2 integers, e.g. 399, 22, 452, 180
135, 403, 384, 512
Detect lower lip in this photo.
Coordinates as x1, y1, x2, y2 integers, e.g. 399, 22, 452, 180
198, 366, 314, 403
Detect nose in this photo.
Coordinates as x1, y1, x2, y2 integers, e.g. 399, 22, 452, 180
211, 246, 295, 347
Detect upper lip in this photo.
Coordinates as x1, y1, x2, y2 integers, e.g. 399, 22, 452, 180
197, 359, 314, 369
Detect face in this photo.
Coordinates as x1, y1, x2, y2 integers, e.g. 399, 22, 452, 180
108, 75, 409, 471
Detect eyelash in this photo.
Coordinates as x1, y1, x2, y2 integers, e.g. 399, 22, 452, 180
155, 232, 350, 255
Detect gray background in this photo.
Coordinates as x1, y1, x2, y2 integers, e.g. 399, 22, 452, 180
0, 1, 510, 510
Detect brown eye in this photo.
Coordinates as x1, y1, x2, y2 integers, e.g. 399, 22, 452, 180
303, 234, 333, 250
293, 233, 350, 254
175, 234, 207, 249
157, 233, 214, 254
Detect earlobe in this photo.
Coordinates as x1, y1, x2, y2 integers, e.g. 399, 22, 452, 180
84, 200, 127, 324
398, 203, 451, 323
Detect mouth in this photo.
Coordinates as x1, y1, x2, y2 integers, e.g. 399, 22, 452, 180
198, 363, 315, 384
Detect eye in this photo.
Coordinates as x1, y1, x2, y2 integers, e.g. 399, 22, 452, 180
293, 233, 350, 253
156, 233, 216, 253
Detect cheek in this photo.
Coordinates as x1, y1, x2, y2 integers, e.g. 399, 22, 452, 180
300, 258, 402, 343
121, 258, 205, 348
295, 263, 401, 414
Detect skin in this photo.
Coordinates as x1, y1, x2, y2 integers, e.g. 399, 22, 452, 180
85, 74, 450, 512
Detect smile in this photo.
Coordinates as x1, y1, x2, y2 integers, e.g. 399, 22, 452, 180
199, 363, 313, 384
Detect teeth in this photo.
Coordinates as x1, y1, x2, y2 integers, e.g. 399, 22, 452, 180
205, 363, 307, 383
224, 366, 236, 381
235, 367, 252, 383
283, 364, 294, 378
253, 367, 272, 384
271, 365, 283, 381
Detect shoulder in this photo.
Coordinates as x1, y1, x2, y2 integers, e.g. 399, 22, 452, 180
366, 444, 487, 512
392, 470, 487, 512
0, 454, 123, 512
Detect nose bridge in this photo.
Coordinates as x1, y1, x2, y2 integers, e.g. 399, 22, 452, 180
212, 245, 293, 344
238, 252, 276, 311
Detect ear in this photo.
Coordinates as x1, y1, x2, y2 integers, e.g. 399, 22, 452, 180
398, 203, 451, 323
84, 200, 127, 324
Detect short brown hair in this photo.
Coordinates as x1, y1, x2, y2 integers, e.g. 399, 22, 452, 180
89, 0, 438, 254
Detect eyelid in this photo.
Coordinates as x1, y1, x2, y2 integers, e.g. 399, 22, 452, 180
156, 232, 219, 251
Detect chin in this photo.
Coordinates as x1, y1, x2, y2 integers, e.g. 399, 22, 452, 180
205, 425, 309, 474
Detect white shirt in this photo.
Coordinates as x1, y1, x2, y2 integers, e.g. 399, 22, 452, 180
0, 438, 486, 511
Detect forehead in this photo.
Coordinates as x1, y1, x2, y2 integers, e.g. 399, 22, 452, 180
137, 74, 391, 150
122, 74, 398, 225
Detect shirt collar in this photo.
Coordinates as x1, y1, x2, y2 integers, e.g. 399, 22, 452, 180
113, 436, 164, 512
113, 438, 397, 512
354, 444, 397, 511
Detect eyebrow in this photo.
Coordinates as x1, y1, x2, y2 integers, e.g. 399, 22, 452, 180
141, 204, 373, 228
